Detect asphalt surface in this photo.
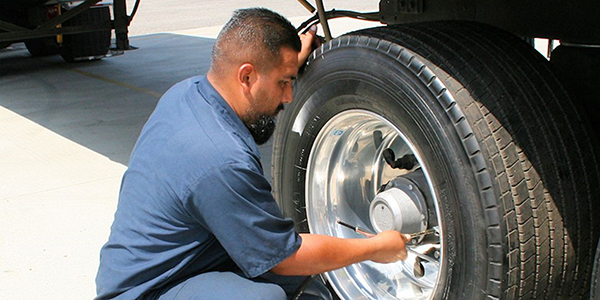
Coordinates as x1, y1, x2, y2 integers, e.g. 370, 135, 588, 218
0, 1, 378, 298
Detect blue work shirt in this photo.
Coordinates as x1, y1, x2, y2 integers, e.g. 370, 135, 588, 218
95, 75, 302, 299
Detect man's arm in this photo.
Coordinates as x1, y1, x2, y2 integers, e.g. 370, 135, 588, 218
270, 230, 410, 276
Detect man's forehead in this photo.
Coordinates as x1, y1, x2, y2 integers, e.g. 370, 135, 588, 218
279, 47, 299, 75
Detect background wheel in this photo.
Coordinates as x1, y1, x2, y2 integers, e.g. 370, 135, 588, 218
593, 239, 600, 300
59, 6, 111, 62
25, 37, 60, 56
272, 21, 600, 299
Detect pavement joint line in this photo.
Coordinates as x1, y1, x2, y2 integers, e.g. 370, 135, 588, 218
27, 55, 163, 99
66, 68, 163, 99
0, 175, 124, 201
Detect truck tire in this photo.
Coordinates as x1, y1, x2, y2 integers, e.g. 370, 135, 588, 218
272, 21, 600, 299
25, 37, 60, 56
59, 6, 111, 62
593, 239, 600, 300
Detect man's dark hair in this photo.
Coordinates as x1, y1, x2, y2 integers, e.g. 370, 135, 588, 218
210, 8, 301, 74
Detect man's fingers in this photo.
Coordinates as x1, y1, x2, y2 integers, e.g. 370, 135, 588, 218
298, 25, 318, 69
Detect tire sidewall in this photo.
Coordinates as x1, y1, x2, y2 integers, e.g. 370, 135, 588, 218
274, 42, 489, 299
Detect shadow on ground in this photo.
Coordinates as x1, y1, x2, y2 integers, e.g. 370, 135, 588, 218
0, 33, 214, 166
0, 33, 275, 181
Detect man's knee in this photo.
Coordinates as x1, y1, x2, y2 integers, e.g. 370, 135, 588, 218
244, 282, 287, 300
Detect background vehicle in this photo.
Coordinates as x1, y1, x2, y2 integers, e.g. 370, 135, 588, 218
274, 1, 600, 299
0, 0, 136, 61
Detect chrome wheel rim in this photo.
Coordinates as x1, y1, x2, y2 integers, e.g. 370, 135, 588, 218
305, 109, 443, 300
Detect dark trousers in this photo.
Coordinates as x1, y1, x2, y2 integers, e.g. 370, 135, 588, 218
142, 271, 330, 300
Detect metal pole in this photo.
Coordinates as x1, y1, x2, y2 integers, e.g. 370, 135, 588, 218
296, 0, 316, 13
113, 0, 130, 50
315, 0, 332, 41
0, 20, 27, 32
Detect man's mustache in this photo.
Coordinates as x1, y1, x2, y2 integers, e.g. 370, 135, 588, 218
275, 103, 285, 115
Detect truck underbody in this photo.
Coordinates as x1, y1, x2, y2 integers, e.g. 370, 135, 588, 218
0, 0, 133, 61
377, 0, 600, 45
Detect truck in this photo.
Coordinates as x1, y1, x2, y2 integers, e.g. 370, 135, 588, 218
273, 1, 600, 299
0, 0, 134, 61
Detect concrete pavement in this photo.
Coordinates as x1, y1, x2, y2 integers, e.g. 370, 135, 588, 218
0, 23, 222, 298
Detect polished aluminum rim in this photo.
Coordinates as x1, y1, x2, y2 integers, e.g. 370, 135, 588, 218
305, 109, 443, 300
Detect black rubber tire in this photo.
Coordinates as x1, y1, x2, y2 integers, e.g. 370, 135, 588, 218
272, 21, 600, 299
593, 239, 600, 300
59, 6, 111, 62
25, 37, 60, 56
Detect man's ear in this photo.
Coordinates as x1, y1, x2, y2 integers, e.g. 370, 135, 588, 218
238, 63, 256, 94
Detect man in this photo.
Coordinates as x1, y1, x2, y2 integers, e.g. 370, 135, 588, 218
96, 8, 409, 300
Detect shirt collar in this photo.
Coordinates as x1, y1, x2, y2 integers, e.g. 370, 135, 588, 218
194, 75, 260, 158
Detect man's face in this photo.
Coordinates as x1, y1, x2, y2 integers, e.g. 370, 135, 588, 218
244, 47, 298, 145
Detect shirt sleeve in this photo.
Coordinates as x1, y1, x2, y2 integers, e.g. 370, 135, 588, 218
184, 162, 301, 278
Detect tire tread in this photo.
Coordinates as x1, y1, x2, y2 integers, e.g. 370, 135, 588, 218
347, 21, 600, 299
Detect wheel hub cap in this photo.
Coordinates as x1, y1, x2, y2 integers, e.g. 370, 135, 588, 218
369, 178, 427, 234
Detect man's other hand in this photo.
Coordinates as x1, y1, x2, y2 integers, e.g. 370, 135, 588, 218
298, 25, 318, 69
